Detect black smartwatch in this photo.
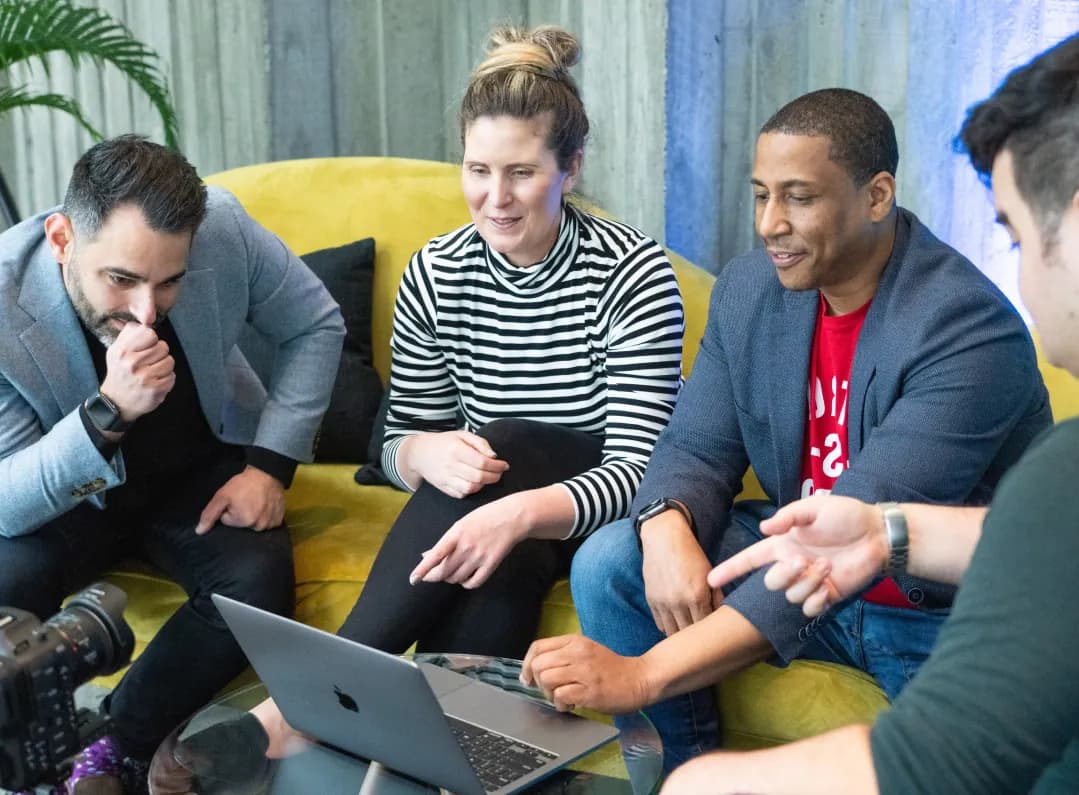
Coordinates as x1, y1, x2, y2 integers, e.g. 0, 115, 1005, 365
84, 391, 131, 433
634, 497, 694, 547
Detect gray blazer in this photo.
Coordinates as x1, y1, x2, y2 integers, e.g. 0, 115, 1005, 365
631, 208, 1052, 661
0, 187, 345, 538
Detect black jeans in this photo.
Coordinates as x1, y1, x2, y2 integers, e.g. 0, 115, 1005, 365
337, 419, 603, 659
0, 451, 295, 761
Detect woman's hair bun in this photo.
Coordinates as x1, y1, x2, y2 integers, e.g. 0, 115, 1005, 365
475, 25, 581, 81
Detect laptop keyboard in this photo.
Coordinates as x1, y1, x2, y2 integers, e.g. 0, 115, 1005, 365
447, 715, 558, 792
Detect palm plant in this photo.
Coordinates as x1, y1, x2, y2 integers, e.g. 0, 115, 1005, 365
0, 0, 180, 224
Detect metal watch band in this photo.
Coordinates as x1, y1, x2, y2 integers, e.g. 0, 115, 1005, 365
879, 501, 909, 575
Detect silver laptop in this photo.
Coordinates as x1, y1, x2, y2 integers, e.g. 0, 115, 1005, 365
212, 594, 619, 795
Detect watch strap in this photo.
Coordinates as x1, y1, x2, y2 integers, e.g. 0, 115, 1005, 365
635, 497, 694, 537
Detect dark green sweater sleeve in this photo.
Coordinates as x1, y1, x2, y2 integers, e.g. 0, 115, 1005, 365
871, 418, 1079, 794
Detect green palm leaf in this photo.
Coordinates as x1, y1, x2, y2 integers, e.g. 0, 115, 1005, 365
0, 0, 178, 147
0, 84, 102, 138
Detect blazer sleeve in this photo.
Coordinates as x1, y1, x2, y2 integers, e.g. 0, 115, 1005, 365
223, 195, 346, 463
0, 377, 125, 538
630, 267, 752, 553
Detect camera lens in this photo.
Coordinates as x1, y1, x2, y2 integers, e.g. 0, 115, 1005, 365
44, 583, 135, 682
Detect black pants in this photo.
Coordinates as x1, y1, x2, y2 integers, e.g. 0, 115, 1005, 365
337, 419, 603, 659
0, 452, 295, 761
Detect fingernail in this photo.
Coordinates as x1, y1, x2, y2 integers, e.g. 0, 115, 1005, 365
408, 575, 417, 586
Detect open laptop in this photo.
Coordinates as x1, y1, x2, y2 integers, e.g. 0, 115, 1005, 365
212, 594, 619, 795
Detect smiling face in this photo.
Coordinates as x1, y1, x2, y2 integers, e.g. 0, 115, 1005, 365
461, 114, 580, 267
46, 203, 191, 344
992, 148, 1079, 375
751, 132, 896, 314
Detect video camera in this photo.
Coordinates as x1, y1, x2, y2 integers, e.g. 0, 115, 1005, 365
0, 583, 134, 791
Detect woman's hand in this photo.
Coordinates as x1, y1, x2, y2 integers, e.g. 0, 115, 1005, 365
409, 494, 533, 589
707, 494, 889, 617
398, 430, 510, 496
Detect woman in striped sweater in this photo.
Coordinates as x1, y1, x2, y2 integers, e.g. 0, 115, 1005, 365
150, 24, 687, 771
328, 24, 686, 661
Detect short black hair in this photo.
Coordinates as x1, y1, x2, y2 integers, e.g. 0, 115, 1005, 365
63, 134, 206, 238
957, 33, 1079, 238
760, 88, 899, 186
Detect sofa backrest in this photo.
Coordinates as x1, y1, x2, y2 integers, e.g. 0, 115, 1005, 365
205, 156, 1079, 447
205, 156, 715, 383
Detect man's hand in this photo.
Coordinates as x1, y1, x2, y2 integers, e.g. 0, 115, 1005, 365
707, 494, 888, 617
399, 431, 510, 496
521, 635, 652, 714
196, 466, 286, 535
100, 322, 175, 421
409, 495, 530, 589
641, 514, 719, 636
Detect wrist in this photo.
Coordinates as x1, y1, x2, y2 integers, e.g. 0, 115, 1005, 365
635, 648, 665, 706
636, 498, 694, 549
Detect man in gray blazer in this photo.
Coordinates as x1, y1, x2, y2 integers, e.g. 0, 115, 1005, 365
0, 136, 344, 789
522, 89, 1052, 773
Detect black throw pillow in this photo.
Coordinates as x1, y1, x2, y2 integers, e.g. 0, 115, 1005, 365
300, 239, 384, 464
302, 238, 376, 362
353, 389, 394, 486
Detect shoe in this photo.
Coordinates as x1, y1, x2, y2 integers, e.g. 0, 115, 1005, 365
66, 736, 122, 795
63, 735, 150, 795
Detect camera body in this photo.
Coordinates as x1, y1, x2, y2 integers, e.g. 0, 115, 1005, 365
0, 583, 134, 790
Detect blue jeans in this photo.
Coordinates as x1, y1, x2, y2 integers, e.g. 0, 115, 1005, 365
571, 516, 948, 773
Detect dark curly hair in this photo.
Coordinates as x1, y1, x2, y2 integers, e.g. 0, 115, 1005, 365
63, 135, 206, 239
957, 33, 1079, 240
760, 88, 898, 186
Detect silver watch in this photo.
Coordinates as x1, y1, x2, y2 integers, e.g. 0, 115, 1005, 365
878, 502, 909, 574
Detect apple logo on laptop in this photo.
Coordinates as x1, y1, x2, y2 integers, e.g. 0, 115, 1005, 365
334, 685, 359, 713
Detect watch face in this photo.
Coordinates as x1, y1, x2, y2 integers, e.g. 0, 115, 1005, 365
87, 392, 126, 432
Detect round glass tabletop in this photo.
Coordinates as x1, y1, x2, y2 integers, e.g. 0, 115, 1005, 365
149, 653, 663, 794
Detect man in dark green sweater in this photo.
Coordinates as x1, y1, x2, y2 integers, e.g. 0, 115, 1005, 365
659, 31, 1079, 795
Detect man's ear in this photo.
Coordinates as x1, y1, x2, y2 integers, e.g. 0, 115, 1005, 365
44, 213, 75, 264
866, 172, 897, 222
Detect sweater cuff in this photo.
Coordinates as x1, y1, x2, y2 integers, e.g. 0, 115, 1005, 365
79, 403, 120, 462
244, 446, 298, 488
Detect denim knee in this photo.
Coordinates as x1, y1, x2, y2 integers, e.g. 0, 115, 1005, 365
571, 519, 640, 602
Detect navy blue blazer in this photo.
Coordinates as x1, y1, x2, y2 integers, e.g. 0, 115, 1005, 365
632, 208, 1052, 660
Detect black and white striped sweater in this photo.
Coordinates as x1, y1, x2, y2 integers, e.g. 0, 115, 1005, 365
382, 203, 685, 537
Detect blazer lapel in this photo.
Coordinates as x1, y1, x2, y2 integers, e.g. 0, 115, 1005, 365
170, 269, 225, 431
767, 288, 817, 504
18, 249, 98, 420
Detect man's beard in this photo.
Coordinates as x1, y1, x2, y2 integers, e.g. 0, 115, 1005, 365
65, 257, 165, 346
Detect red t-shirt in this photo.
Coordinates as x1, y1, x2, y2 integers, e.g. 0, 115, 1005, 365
800, 295, 910, 608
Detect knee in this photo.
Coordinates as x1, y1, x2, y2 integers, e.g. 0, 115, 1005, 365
570, 519, 642, 607
0, 540, 66, 615
212, 541, 295, 618
476, 418, 538, 452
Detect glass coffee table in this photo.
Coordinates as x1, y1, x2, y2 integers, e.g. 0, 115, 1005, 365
150, 653, 663, 794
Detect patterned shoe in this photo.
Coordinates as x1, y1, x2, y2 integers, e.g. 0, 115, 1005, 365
66, 736, 123, 795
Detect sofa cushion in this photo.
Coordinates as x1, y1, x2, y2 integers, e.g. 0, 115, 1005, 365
301, 238, 384, 463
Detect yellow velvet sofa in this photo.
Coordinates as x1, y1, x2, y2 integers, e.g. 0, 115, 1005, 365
101, 157, 1079, 751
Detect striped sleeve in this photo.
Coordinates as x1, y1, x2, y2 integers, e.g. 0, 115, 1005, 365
561, 229, 684, 537
380, 246, 458, 490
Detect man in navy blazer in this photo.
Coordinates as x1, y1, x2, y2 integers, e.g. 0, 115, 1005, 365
522, 89, 1052, 772
0, 136, 344, 789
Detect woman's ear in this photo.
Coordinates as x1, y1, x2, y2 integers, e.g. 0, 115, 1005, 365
562, 150, 583, 194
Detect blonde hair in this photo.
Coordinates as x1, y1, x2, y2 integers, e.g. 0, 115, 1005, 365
459, 25, 589, 171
